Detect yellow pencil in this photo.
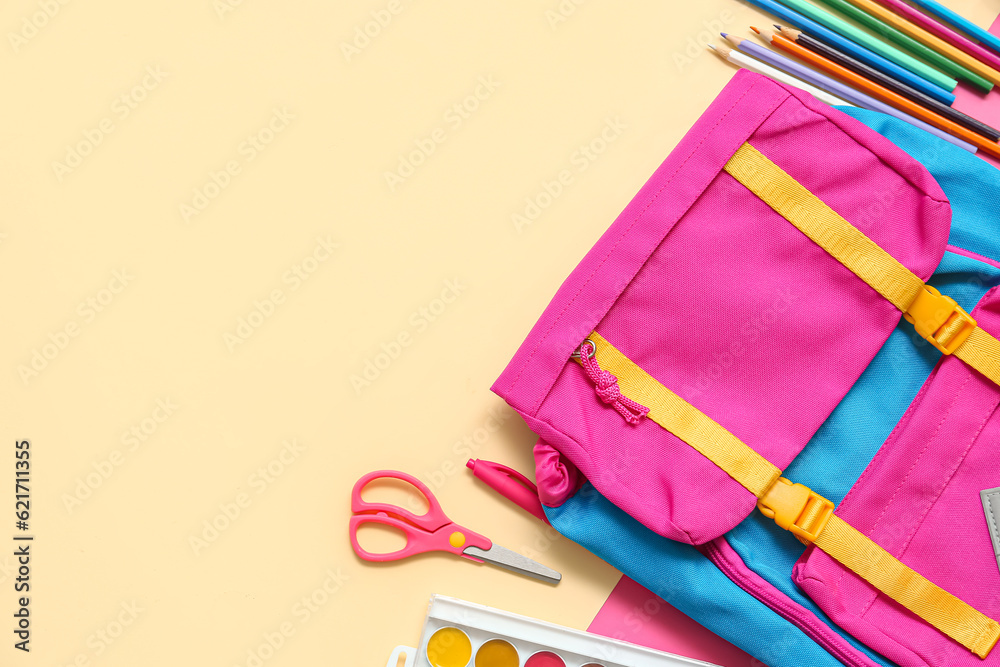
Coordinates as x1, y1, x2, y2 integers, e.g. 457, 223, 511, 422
841, 0, 1000, 87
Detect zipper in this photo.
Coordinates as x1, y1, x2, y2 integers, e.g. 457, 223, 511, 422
574, 337, 649, 424
573, 336, 879, 667
702, 538, 877, 667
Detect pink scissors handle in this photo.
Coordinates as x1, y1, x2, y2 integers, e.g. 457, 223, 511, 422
351, 470, 451, 529
349, 470, 491, 563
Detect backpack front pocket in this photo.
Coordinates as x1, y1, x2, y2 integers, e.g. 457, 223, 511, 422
795, 286, 1000, 667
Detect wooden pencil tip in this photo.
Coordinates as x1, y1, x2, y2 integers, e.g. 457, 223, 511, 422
773, 24, 783, 30
721, 32, 729, 38
750, 26, 760, 34
711, 42, 732, 59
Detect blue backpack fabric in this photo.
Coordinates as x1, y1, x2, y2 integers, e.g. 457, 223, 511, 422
543, 107, 1000, 667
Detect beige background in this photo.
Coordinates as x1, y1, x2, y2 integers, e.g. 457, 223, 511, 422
2, 1, 997, 666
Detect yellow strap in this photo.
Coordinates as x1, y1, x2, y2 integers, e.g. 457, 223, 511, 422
723, 142, 1000, 387
723, 143, 923, 310
816, 516, 1000, 659
584, 333, 1000, 657
956, 327, 1000, 385
586, 332, 782, 497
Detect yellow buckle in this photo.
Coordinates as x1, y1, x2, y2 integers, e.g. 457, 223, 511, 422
757, 477, 835, 545
904, 285, 977, 355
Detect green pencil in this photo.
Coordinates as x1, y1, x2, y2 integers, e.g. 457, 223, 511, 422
814, 0, 992, 92
775, 0, 957, 91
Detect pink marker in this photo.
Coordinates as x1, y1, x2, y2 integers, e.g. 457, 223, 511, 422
466, 459, 550, 525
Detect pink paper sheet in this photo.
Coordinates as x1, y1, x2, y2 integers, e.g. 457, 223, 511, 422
950, 13, 1000, 169
585, 14, 1000, 667
587, 576, 756, 667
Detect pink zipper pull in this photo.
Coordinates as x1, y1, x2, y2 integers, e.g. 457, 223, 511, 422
576, 338, 649, 424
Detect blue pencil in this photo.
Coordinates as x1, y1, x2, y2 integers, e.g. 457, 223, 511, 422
906, 0, 1000, 57
742, 0, 956, 105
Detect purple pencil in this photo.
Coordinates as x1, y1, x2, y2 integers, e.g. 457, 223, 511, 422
870, 0, 1000, 75
722, 33, 976, 153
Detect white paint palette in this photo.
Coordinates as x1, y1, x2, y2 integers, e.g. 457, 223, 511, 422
386, 595, 722, 667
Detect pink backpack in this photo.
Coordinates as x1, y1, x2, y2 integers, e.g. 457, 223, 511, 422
492, 70, 1000, 667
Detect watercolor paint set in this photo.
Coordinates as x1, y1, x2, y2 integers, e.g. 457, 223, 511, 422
385, 596, 717, 667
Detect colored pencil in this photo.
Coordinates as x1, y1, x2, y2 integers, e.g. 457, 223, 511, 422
741, 0, 955, 104
906, 0, 1000, 57
723, 34, 975, 153
776, 26, 1000, 141
838, 0, 1000, 88
870, 0, 1000, 75
708, 43, 855, 107
771, 0, 957, 91
758, 28, 1000, 159
815, 0, 992, 91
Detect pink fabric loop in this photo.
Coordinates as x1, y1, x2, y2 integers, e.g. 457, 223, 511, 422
534, 439, 585, 507
580, 342, 649, 424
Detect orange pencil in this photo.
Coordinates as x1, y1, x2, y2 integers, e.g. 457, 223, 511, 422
757, 28, 1000, 160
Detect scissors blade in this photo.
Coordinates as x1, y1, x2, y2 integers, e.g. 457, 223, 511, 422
463, 544, 561, 584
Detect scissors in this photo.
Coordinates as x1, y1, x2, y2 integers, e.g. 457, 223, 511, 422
349, 470, 561, 584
